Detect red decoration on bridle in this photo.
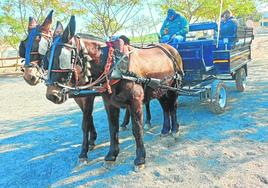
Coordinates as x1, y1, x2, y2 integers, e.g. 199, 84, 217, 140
104, 42, 115, 94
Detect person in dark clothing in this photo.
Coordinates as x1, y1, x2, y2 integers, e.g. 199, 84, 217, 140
159, 8, 189, 48
220, 10, 238, 43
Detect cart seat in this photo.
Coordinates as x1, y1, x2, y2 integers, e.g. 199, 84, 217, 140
177, 39, 215, 72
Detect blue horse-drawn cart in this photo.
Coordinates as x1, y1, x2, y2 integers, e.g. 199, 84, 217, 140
68, 22, 254, 114
176, 22, 254, 113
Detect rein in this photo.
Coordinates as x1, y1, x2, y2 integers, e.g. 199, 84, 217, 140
55, 41, 135, 94
61, 44, 135, 92
61, 44, 116, 92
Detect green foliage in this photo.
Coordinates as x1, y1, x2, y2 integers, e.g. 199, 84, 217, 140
159, 0, 258, 23
80, 0, 140, 37
0, 0, 85, 49
130, 33, 159, 44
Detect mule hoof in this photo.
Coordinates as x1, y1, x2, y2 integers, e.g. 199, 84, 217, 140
134, 164, 145, 172
89, 144, 95, 151
134, 157, 145, 166
172, 131, 180, 140
79, 153, 88, 159
160, 132, 170, 137
144, 123, 152, 130
78, 158, 89, 164
105, 154, 117, 162
103, 161, 116, 169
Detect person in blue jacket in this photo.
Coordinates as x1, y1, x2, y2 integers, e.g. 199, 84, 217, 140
160, 9, 189, 48
220, 10, 238, 43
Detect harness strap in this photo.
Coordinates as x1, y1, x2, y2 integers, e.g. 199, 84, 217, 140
150, 44, 184, 76
30, 51, 39, 55
97, 80, 120, 93
51, 70, 72, 73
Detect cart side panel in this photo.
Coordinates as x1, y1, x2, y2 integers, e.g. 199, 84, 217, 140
213, 50, 230, 74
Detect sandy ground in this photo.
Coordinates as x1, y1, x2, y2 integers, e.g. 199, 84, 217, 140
0, 36, 268, 188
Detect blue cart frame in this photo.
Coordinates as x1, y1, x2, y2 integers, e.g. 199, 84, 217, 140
176, 22, 254, 113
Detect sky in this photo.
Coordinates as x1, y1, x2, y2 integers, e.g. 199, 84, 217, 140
75, 1, 162, 36
1, 0, 268, 39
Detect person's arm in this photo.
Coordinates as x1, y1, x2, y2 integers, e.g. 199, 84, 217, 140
176, 16, 189, 36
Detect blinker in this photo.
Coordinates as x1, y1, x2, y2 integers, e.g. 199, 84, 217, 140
59, 47, 73, 70
38, 36, 49, 55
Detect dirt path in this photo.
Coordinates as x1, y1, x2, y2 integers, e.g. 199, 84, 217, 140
0, 36, 268, 187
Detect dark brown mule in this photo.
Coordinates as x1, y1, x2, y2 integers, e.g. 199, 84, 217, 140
19, 12, 97, 159
45, 16, 183, 167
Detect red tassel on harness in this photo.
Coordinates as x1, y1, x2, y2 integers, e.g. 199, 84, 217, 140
104, 45, 114, 94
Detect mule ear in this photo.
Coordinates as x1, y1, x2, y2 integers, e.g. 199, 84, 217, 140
53, 21, 64, 37
41, 10, 53, 31
28, 17, 37, 31
62, 16, 76, 43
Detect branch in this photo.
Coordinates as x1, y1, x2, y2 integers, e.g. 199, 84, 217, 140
18, 0, 27, 35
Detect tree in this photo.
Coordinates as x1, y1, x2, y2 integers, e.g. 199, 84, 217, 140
128, 15, 153, 44
158, 0, 259, 23
80, 0, 140, 37
0, 0, 85, 49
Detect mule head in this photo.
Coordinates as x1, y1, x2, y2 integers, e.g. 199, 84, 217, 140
45, 16, 78, 104
20, 10, 53, 85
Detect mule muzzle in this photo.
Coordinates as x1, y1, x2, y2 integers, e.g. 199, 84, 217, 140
46, 86, 68, 104
23, 72, 41, 86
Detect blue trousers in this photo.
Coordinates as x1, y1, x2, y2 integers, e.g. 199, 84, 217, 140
160, 34, 184, 48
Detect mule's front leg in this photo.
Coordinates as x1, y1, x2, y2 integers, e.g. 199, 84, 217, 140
120, 109, 130, 129
87, 96, 97, 149
104, 104, 120, 162
75, 97, 97, 159
130, 86, 146, 166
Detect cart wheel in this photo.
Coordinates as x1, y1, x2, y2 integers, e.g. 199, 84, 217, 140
209, 80, 227, 114
235, 67, 246, 92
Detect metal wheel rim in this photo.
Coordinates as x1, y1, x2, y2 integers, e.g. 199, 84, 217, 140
219, 87, 227, 108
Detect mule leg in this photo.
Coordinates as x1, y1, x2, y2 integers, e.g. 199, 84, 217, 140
144, 102, 152, 129
169, 94, 179, 134
129, 85, 146, 166
120, 109, 130, 129
104, 103, 120, 162
87, 96, 97, 149
159, 97, 171, 135
75, 96, 97, 159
